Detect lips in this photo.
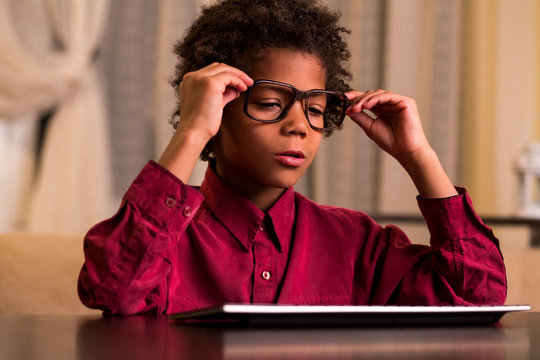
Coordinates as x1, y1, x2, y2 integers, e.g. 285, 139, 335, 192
273, 150, 306, 168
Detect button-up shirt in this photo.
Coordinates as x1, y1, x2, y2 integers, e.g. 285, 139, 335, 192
78, 161, 507, 315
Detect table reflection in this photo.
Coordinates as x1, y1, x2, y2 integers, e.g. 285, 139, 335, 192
75, 314, 531, 360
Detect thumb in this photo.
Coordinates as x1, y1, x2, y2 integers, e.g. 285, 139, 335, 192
347, 109, 377, 133
222, 87, 241, 106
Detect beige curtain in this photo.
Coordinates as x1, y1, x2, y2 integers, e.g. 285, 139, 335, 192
376, 0, 463, 214
308, 0, 383, 211
0, 0, 112, 234
316, 0, 540, 220
150, 0, 539, 226
462, 0, 540, 216
154, 0, 213, 187
150, 0, 465, 215
311, 0, 463, 215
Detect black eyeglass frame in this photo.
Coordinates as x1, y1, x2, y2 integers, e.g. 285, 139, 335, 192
242, 79, 350, 132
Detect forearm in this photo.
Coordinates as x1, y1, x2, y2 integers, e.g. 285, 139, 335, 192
384, 189, 507, 306
418, 188, 507, 304
78, 162, 204, 314
78, 206, 172, 314
397, 146, 458, 199
158, 125, 210, 183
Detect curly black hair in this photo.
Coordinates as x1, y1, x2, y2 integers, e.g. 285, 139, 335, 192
170, 0, 352, 160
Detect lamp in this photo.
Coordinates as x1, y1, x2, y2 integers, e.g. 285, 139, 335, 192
516, 143, 540, 218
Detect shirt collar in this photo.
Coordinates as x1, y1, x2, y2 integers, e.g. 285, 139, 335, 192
199, 163, 295, 252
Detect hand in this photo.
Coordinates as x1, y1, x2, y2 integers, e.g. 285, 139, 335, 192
345, 90, 458, 199
345, 90, 430, 164
158, 63, 252, 182
177, 63, 253, 141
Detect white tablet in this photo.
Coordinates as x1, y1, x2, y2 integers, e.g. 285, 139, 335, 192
170, 304, 531, 326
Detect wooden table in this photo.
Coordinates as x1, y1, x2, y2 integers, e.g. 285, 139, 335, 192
0, 311, 537, 359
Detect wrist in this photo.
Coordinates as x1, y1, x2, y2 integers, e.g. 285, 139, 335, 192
397, 146, 458, 199
158, 126, 211, 183
396, 145, 437, 174
175, 117, 216, 145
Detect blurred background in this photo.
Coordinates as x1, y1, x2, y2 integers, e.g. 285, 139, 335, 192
2, 0, 540, 314
1, 0, 539, 246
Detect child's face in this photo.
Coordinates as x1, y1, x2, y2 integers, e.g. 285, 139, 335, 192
214, 47, 326, 202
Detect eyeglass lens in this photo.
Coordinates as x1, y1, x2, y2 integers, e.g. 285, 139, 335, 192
245, 82, 346, 131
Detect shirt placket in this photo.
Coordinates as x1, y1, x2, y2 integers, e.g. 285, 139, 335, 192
252, 221, 279, 303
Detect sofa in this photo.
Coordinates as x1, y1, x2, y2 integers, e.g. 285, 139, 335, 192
0, 232, 537, 314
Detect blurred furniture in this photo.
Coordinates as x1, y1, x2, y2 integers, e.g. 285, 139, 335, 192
503, 248, 540, 308
0, 233, 97, 315
0, 232, 537, 314
373, 214, 540, 308
515, 142, 540, 217
373, 214, 540, 246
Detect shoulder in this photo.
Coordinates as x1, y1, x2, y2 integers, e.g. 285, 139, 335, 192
293, 191, 379, 229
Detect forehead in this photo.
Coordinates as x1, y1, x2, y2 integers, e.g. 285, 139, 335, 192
248, 48, 326, 90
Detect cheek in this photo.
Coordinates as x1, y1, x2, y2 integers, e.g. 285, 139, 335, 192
216, 120, 269, 160
313, 134, 323, 149
308, 133, 323, 155
239, 129, 277, 155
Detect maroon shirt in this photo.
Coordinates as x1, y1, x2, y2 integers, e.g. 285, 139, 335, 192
78, 161, 507, 315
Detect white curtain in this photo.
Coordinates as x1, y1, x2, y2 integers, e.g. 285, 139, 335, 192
0, 0, 112, 234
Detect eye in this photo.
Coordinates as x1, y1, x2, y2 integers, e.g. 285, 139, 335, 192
308, 106, 324, 116
259, 101, 282, 109
251, 100, 283, 115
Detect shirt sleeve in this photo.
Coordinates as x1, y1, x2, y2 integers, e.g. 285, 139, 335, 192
369, 187, 507, 306
77, 161, 204, 314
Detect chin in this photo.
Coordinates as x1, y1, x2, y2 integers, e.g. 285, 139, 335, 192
263, 173, 303, 189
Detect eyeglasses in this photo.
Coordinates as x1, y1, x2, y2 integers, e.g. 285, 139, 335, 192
243, 79, 350, 132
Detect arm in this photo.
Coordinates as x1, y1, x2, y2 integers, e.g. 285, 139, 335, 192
345, 90, 457, 199
414, 188, 507, 305
78, 64, 253, 314
378, 189, 507, 305
346, 90, 506, 304
158, 63, 253, 181
78, 162, 204, 314
352, 190, 506, 306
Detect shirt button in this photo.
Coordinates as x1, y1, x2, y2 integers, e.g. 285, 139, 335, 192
165, 197, 176, 207
258, 224, 264, 231
183, 206, 192, 217
261, 271, 271, 280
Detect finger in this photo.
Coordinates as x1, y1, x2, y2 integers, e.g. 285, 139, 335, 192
347, 111, 377, 133
354, 92, 419, 124
361, 92, 410, 112
181, 69, 252, 104
210, 71, 253, 98
184, 63, 253, 90
345, 89, 386, 114
194, 62, 247, 79
344, 91, 366, 114
210, 65, 254, 90
344, 92, 377, 123
344, 90, 366, 102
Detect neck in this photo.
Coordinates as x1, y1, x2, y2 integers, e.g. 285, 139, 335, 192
212, 160, 286, 212
243, 187, 286, 212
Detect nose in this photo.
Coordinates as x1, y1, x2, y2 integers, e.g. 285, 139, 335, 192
280, 100, 308, 136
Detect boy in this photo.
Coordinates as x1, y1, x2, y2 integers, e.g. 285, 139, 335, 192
78, 0, 506, 315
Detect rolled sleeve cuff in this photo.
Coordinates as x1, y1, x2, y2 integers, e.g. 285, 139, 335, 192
123, 160, 204, 232
417, 187, 494, 248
